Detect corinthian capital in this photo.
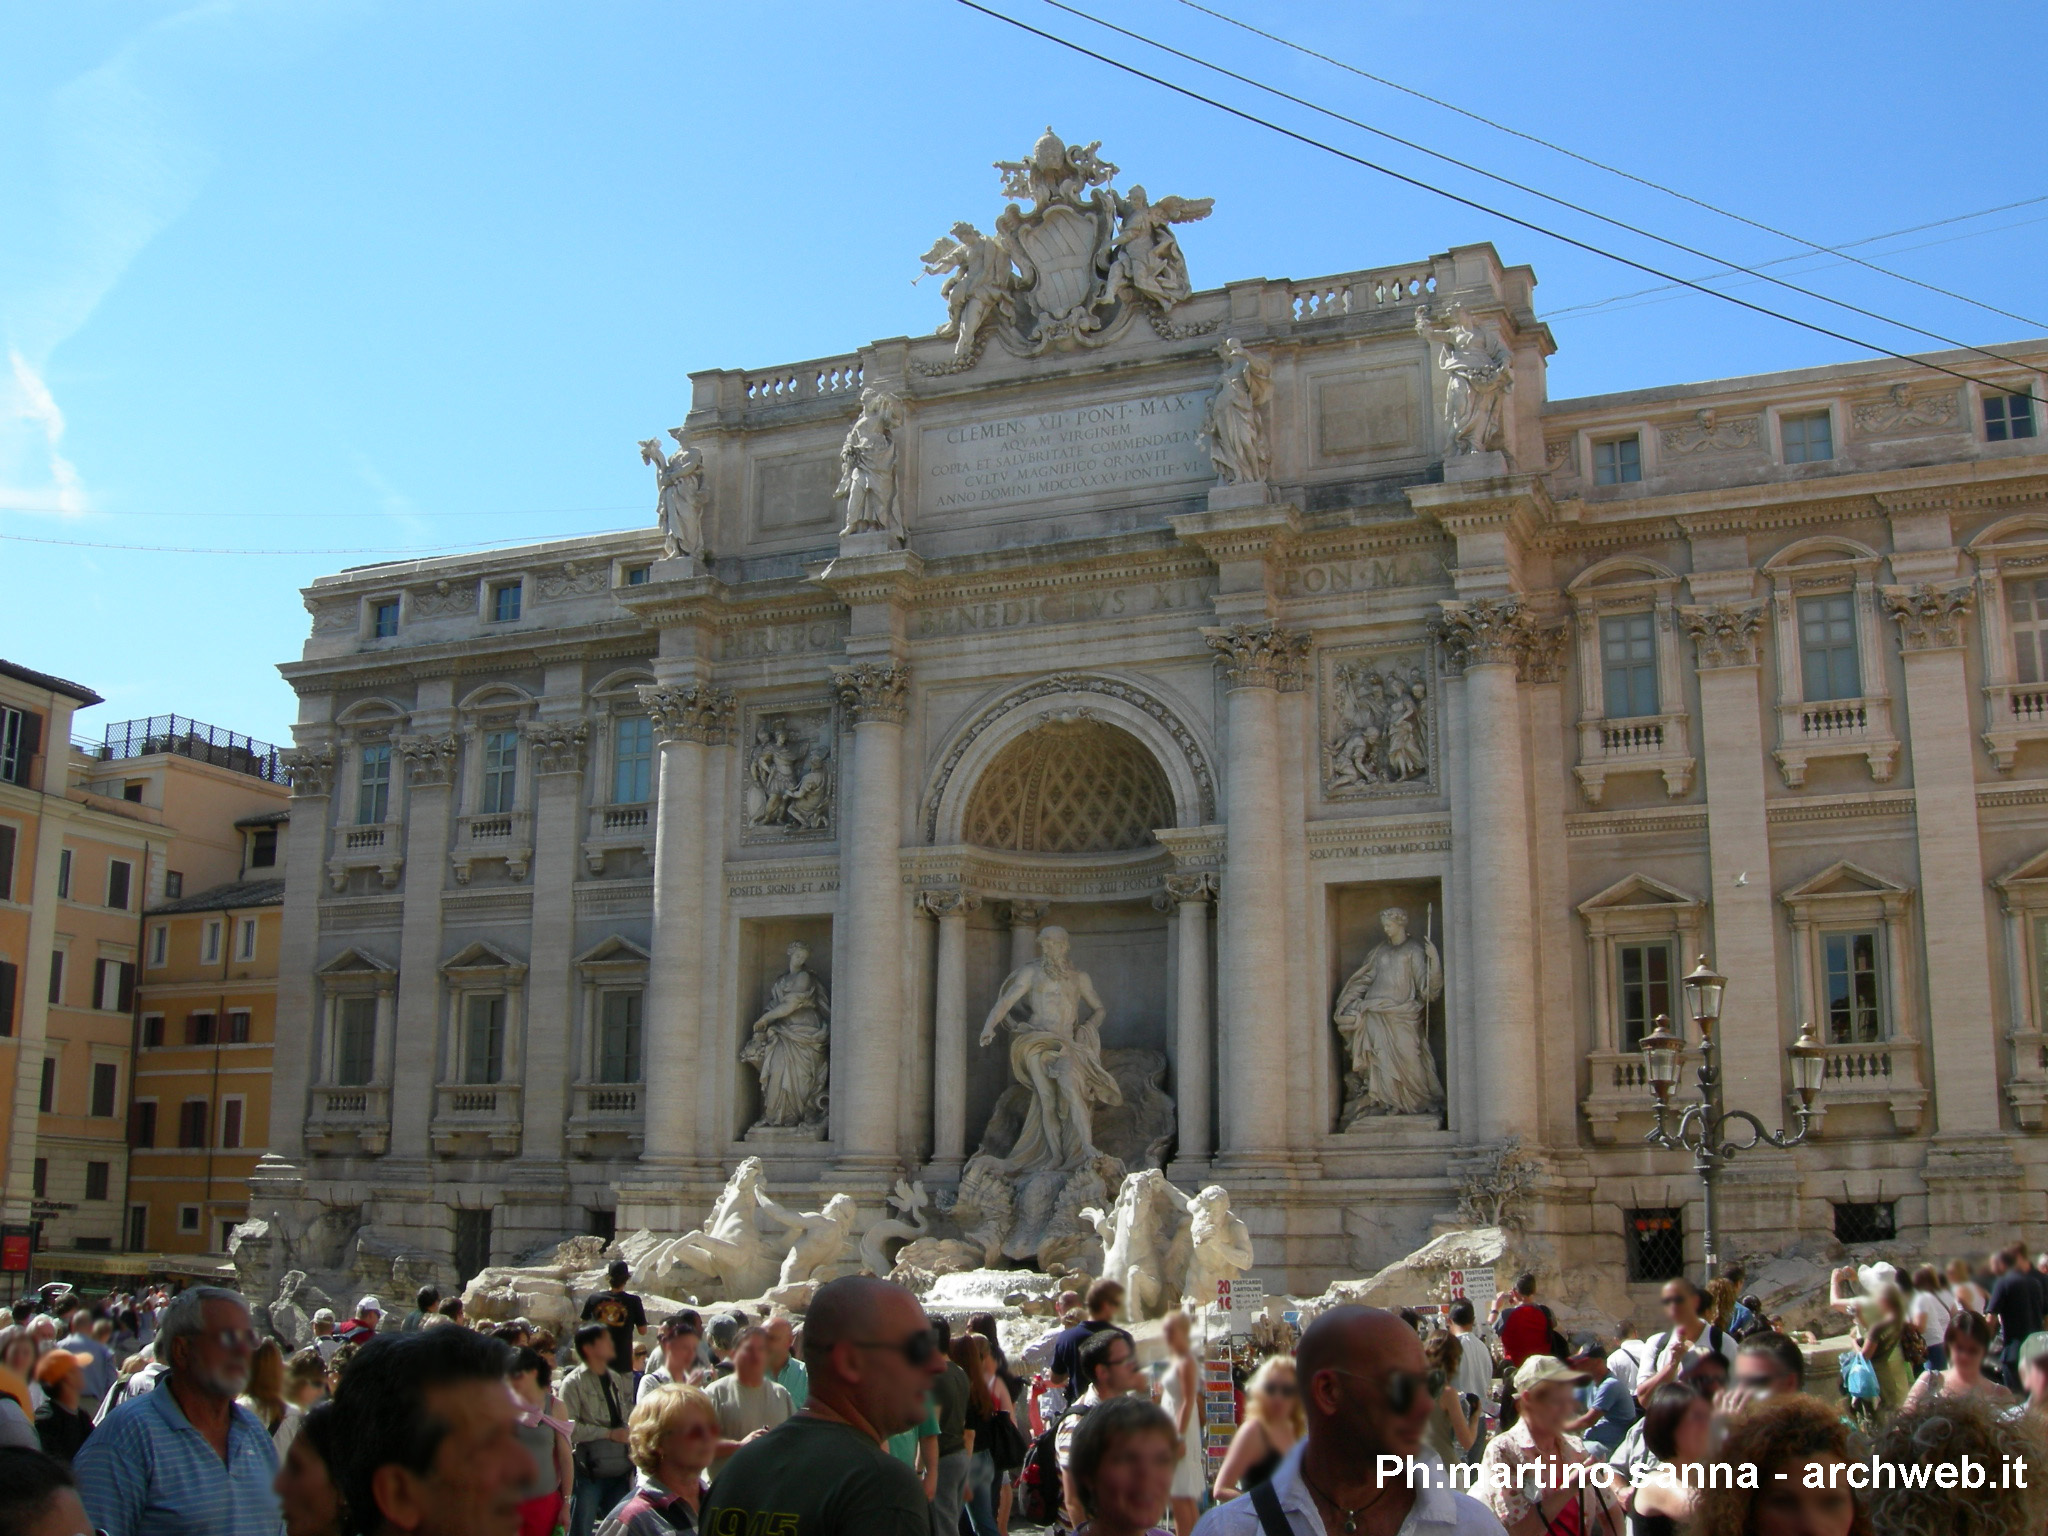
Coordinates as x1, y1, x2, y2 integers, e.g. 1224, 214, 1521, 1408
1520, 624, 1570, 685
832, 661, 911, 725
1679, 603, 1766, 670
523, 719, 590, 775
397, 734, 460, 787
1432, 597, 1528, 672
282, 744, 337, 799
918, 887, 982, 921
637, 683, 735, 745
1204, 623, 1311, 691
1157, 871, 1217, 910
1882, 581, 1974, 652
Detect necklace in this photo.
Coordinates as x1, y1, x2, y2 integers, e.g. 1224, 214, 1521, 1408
1301, 1468, 1390, 1535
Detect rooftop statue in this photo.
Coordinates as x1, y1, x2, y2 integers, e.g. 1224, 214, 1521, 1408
638, 428, 708, 562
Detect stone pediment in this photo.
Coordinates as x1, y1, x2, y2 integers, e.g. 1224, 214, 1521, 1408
575, 935, 651, 967
1781, 860, 1906, 900
1577, 872, 1699, 914
1995, 848, 2048, 892
315, 947, 395, 976
440, 939, 525, 976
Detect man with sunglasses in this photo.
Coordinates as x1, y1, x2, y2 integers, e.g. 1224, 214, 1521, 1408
705, 1276, 942, 1536
1056, 1326, 1143, 1527
74, 1285, 282, 1536
1193, 1305, 1505, 1536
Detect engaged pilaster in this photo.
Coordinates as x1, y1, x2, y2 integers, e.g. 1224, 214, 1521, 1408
1158, 873, 1216, 1167
389, 726, 458, 1161
921, 887, 982, 1171
521, 710, 590, 1162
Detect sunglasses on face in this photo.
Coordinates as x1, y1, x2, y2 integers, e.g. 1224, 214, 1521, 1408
1328, 1366, 1445, 1414
854, 1328, 940, 1367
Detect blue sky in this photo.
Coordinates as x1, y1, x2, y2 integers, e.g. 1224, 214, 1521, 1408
4, 0, 2044, 745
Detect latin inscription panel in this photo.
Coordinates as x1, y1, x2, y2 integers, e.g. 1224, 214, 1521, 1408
920, 391, 1212, 513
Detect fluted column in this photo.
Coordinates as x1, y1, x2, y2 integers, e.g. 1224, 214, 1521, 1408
636, 683, 732, 1168
1436, 600, 1537, 1141
923, 888, 980, 1170
521, 715, 589, 1162
1160, 873, 1215, 1165
389, 730, 459, 1160
833, 661, 911, 1172
1207, 623, 1309, 1164
270, 742, 337, 1163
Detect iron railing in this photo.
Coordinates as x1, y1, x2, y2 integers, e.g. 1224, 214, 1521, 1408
89, 715, 290, 784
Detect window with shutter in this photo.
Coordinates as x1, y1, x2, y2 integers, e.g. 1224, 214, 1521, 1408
141, 1015, 164, 1048
185, 1012, 216, 1046
0, 707, 41, 788
178, 1100, 208, 1148
0, 823, 15, 900
130, 1100, 157, 1148
464, 995, 505, 1084
47, 951, 63, 1006
0, 959, 15, 1037
56, 850, 70, 899
84, 1162, 109, 1200
107, 861, 131, 911
91, 1062, 117, 1117
221, 1098, 243, 1148
39, 1056, 55, 1112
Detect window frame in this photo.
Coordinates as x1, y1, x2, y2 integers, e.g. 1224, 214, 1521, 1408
1780, 407, 1835, 464
1598, 610, 1660, 720
1764, 542, 1899, 787
83, 1161, 110, 1201
1566, 560, 1695, 806
219, 1094, 245, 1149
1795, 592, 1861, 702
0, 819, 17, 902
1984, 389, 2038, 443
201, 919, 222, 965
177, 1203, 201, 1235
356, 740, 394, 826
178, 1098, 209, 1149
237, 917, 258, 961
90, 1060, 119, 1118
1614, 938, 1677, 1054
488, 579, 524, 623
478, 728, 519, 815
440, 944, 526, 1095
1592, 433, 1643, 486
56, 848, 71, 900
611, 714, 654, 807
597, 987, 645, 1084
147, 924, 168, 969
1820, 927, 1887, 1043
369, 595, 402, 639
106, 859, 132, 911
334, 995, 379, 1086
130, 1098, 157, 1148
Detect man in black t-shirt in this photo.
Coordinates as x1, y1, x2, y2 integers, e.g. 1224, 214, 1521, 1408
1990, 1245, 2046, 1381
580, 1259, 648, 1369
1047, 1279, 1123, 1393
705, 1276, 943, 1536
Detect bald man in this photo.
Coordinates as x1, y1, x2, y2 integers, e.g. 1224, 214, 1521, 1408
1192, 1305, 1506, 1536
704, 1276, 943, 1536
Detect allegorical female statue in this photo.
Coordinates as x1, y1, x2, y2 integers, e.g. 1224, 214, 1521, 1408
638, 427, 708, 561
741, 941, 830, 1131
1200, 338, 1272, 485
1414, 305, 1512, 456
1332, 907, 1445, 1123
835, 386, 906, 541
978, 925, 1123, 1172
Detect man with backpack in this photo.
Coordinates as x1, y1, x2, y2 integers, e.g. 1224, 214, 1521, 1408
1019, 1325, 1141, 1530
1632, 1278, 1736, 1408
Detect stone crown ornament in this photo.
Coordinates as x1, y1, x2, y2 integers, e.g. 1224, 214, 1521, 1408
914, 127, 1215, 373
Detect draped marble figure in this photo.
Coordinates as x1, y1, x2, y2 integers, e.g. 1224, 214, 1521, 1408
978, 924, 1123, 1172
1200, 338, 1272, 485
1332, 907, 1445, 1121
741, 941, 830, 1130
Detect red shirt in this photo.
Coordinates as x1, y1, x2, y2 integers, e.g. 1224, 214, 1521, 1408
1498, 1302, 1550, 1364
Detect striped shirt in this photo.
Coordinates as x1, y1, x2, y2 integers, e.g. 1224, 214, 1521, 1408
74, 1375, 281, 1536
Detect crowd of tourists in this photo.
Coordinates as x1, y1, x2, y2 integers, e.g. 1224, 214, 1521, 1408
5, 1246, 2048, 1536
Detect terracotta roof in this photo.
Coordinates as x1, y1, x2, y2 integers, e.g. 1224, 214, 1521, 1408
146, 877, 286, 915
233, 810, 291, 828
0, 659, 102, 707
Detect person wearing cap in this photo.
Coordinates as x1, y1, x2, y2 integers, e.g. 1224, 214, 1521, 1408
309, 1309, 341, 1362
338, 1297, 384, 1346
1561, 1338, 1632, 1453
1475, 1356, 1623, 1536
35, 1348, 98, 1462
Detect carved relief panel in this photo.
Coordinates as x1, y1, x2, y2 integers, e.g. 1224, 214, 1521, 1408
1317, 642, 1437, 801
738, 701, 837, 845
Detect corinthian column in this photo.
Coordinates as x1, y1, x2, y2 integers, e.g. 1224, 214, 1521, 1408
520, 715, 589, 1162
389, 730, 459, 1160
270, 742, 337, 1164
636, 682, 733, 1170
1159, 873, 1216, 1165
833, 661, 911, 1174
1435, 599, 1536, 1141
922, 888, 980, 1171
1206, 623, 1309, 1164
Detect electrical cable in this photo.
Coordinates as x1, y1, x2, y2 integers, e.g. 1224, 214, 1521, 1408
0, 530, 596, 557
953, 0, 2034, 396
0, 502, 643, 520
1167, 0, 2048, 332
1034, 0, 2048, 378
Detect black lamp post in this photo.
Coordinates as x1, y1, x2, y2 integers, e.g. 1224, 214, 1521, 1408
1640, 957, 1827, 1270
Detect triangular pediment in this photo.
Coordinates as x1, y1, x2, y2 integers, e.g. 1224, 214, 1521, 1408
1996, 848, 2048, 890
315, 946, 395, 976
1578, 873, 1700, 915
574, 935, 651, 967
441, 939, 524, 973
1782, 860, 1907, 900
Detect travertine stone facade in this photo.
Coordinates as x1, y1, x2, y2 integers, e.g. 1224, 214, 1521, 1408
257, 156, 2048, 1301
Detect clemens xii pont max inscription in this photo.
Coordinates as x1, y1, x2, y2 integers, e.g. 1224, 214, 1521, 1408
921, 390, 1210, 512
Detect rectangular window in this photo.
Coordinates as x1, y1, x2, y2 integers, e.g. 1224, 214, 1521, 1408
1986, 391, 2038, 442
0, 822, 14, 900
1616, 941, 1675, 1052
1782, 410, 1834, 463
372, 599, 400, 638
613, 717, 654, 805
130, 1100, 157, 1148
599, 990, 644, 1083
91, 1062, 118, 1118
107, 860, 131, 911
178, 1100, 208, 1148
39, 1055, 55, 1112
201, 921, 222, 964
48, 950, 63, 1006
127, 1205, 148, 1250
141, 1015, 164, 1048
32, 1159, 46, 1198
1599, 612, 1659, 718
84, 1162, 109, 1200
185, 1012, 216, 1046
95, 960, 135, 1013
57, 849, 71, 899
0, 959, 15, 1037
490, 581, 523, 623
1823, 929, 1885, 1042
178, 1204, 200, 1234
357, 743, 393, 825
1833, 1201, 1896, 1245
2010, 578, 2048, 686
1593, 435, 1642, 485
122, 782, 143, 803
226, 1009, 251, 1044
480, 730, 518, 814
1626, 1207, 1685, 1282
0, 706, 40, 788
454, 1208, 493, 1286
221, 1098, 243, 1149
623, 565, 650, 587
237, 918, 258, 961
250, 828, 278, 868
148, 925, 168, 968
1797, 593, 1861, 701
336, 996, 377, 1085
588, 1208, 617, 1244
463, 995, 505, 1085
164, 871, 183, 899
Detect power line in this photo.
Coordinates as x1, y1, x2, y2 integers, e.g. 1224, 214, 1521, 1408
1167, 0, 2048, 332
952, 0, 2033, 396
0, 502, 644, 520
1034, 0, 2048, 379
0, 530, 596, 557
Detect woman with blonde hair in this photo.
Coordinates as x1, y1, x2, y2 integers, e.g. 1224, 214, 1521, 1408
598, 1381, 720, 1535
1152, 1312, 1203, 1535
1211, 1354, 1301, 1501
238, 1337, 303, 1454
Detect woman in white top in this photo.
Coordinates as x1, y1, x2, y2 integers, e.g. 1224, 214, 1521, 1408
1909, 1265, 1957, 1372
1948, 1257, 1990, 1318
1152, 1311, 1203, 1536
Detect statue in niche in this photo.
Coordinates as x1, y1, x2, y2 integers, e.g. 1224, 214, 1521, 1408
978, 924, 1123, 1173
1200, 338, 1272, 485
1332, 906, 1445, 1124
638, 428, 708, 562
741, 942, 830, 1132
1415, 305, 1512, 456
835, 386, 906, 541
744, 718, 832, 835
1328, 662, 1430, 791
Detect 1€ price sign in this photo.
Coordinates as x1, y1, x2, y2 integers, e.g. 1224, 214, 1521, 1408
1216, 1277, 1265, 1312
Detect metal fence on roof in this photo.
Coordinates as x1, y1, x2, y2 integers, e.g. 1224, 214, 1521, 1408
90, 714, 290, 785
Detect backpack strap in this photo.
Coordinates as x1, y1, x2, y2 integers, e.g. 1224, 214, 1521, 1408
1249, 1477, 1295, 1536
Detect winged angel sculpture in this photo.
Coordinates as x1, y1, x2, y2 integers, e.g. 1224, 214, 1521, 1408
915, 128, 1214, 370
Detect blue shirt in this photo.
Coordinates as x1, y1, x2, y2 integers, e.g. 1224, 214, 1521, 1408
772, 1357, 808, 1408
1578, 1376, 1634, 1451
74, 1376, 281, 1536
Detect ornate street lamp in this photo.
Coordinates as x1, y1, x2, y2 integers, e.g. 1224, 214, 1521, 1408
1640, 956, 1823, 1270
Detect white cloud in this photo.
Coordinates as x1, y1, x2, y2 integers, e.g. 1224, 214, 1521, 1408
3, 349, 88, 515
